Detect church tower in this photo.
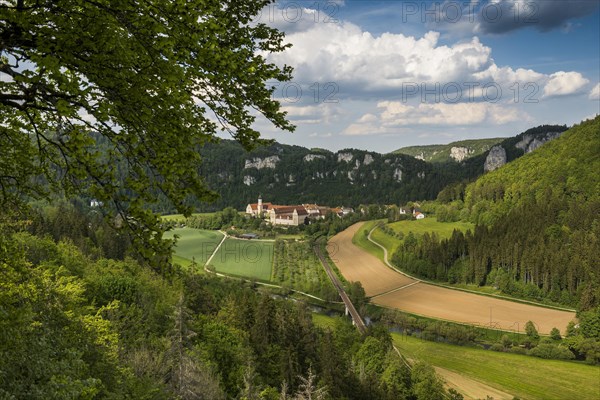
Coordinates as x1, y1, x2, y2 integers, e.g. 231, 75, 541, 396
257, 195, 263, 215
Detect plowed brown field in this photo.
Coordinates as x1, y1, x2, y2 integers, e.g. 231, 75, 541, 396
328, 223, 576, 335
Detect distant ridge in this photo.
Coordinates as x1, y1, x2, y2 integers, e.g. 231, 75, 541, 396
394, 138, 504, 163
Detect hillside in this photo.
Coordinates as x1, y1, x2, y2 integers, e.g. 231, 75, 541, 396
147, 125, 568, 213
192, 140, 451, 211
403, 117, 599, 310
394, 138, 504, 163
465, 118, 599, 221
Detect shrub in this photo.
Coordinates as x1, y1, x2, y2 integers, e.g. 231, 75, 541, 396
528, 344, 575, 360
508, 346, 527, 355
490, 343, 505, 352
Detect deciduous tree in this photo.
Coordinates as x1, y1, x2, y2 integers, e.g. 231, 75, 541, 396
1, 0, 293, 261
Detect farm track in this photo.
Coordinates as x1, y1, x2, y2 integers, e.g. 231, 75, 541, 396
328, 223, 576, 335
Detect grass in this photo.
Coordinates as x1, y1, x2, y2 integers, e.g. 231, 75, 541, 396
209, 238, 274, 281
165, 227, 224, 266
161, 212, 218, 222
370, 227, 401, 255
351, 219, 386, 259
393, 333, 600, 400
388, 217, 474, 239
311, 313, 339, 330
274, 233, 305, 240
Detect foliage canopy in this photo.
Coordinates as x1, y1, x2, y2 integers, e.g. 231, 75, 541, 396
0, 0, 293, 258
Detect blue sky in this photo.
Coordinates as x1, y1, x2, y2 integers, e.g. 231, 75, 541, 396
244, 0, 600, 152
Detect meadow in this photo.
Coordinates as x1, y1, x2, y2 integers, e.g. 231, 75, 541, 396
161, 212, 218, 223
387, 217, 474, 239
311, 313, 599, 400
208, 237, 274, 281
392, 333, 600, 400
164, 227, 224, 267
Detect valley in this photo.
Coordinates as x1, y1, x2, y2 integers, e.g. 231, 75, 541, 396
329, 222, 576, 335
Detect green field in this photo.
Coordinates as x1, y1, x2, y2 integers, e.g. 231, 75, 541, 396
209, 238, 273, 281
313, 313, 599, 400
352, 218, 473, 262
165, 227, 224, 266
392, 333, 600, 400
388, 217, 473, 239
353, 218, 473, 261
351, 219, 386, 259
162, 212, 218, 222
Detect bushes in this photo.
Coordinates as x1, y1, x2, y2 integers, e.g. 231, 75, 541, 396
528, 344, 575, 360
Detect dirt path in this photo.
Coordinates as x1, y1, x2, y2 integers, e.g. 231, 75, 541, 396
433, 366, 513, 400
328, 223, 576, 335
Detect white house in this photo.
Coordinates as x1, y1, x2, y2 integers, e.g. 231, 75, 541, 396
268, 206, 309, 226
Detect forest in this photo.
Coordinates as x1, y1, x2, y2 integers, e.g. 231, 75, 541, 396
180, 125, 567, 212
0, 205, 452, 400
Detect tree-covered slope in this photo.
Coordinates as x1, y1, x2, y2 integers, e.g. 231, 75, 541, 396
404, 117, 600, 310
167, 124, 567, 213
191, 140, 448, 211
465, 118, 599, 223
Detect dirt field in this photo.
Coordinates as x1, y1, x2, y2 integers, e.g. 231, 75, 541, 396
327, 232, 414, 296
329, 223, 576, 334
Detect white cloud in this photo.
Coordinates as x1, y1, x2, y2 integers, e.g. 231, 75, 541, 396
590, 83, 600, 100
543, 71, 590, 98
268, 20, 589, 104
280, 103, 342, 125
342, 101, 529, 135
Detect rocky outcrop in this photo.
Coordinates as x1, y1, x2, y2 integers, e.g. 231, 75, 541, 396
516, 132, 563, 154
337, 152, 353, 163
243, 175, 256, 186
450, 146, 472, 162
484, 145, 507, 172
393, 168, 402, 182
244, 156, 280, 169
303, 154, 326, 162
363, 154, 375, 165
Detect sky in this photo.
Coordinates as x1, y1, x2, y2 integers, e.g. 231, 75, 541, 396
239, 0, 600, 153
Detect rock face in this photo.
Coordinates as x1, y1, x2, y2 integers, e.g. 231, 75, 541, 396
450, 146, 471, 162
243, 175, 256, 186
363, 154, 375, 165
303, 154, 326, 162
484, 145, 507, 172
244, 156, 280, 169
337, 152, 353, 163
393, 168, 403, 182
516, 132, 563, 154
